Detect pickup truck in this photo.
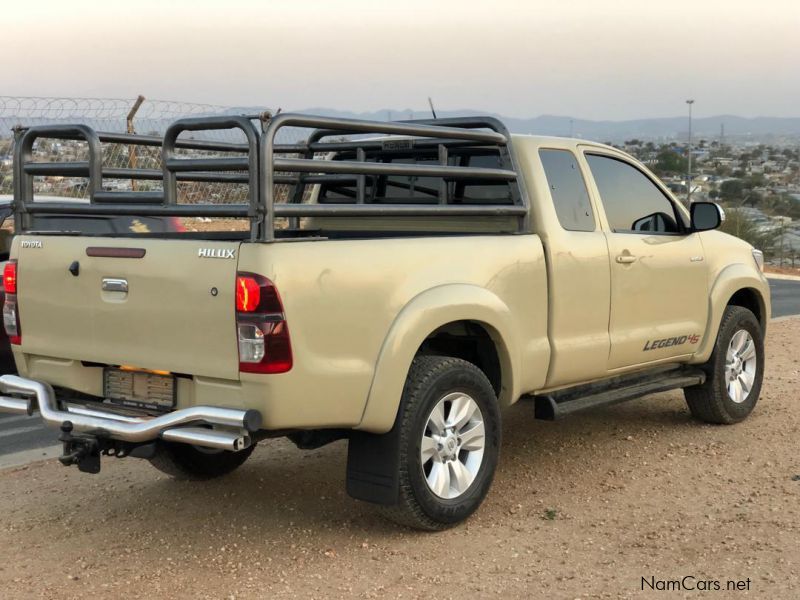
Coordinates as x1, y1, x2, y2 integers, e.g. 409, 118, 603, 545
0, 114, 770, 530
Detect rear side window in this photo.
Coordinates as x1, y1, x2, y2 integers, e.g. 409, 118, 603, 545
539, 149, 595, 231
451, 153, 511, 203
380, 156, 441, 203
585, 154, 681, 234
318, 150, 513, 205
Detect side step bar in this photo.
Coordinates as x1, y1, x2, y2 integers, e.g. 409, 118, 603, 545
530, 365, 706, 421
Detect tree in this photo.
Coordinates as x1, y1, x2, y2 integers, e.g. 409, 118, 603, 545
789, 197, 800, 221
713, 163, 731, 177
719, 179, 745, 201
654, 149, 687, 175
744, 173, 766, 188
719, 209, 778, 257
718, 176, 766, 204
762, 193, 800, 220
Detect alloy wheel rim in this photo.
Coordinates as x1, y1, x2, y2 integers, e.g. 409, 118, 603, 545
420, 392, 485, 499
725, 329, 757, 404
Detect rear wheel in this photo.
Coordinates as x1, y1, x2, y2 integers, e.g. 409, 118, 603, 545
381, 355, 501, 530
149, 441, 256, 480
684, 305, 764, 424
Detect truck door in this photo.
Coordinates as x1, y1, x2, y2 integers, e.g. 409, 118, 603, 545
583, 152, 708, 370
536, 148, 611, 387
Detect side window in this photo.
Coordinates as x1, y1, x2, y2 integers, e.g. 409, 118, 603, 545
380, 157, 440, 203
452, 153, 513, 204
318, 150, 513, 205
539, 149, 595, 231
585, 154, 681, 234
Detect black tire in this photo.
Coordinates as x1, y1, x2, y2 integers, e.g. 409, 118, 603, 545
381, 355, 501, 531
149, 441, 256, 480
684, 305, 764, 424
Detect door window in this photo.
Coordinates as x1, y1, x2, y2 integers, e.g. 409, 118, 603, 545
585, 154, 681, 234
539, 149, 595, 231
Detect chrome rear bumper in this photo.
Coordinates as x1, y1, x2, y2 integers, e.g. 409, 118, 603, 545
0, 374, 261, 451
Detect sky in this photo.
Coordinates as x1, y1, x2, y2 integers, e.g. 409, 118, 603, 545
3, 0, 799, 120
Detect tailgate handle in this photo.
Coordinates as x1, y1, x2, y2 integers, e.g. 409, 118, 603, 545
102, 278, 128, 293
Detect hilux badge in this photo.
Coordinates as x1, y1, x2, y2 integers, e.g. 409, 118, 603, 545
198, 248, 235, 259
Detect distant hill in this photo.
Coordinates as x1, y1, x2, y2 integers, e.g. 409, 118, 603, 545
3, 102, 800, 142
295, 108, 800, 142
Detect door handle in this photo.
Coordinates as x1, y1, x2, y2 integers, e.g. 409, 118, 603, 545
616, 254, 637, 264
102, 278, 128, 293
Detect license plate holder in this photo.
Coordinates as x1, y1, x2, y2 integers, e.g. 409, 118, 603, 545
104, 368, 176, 412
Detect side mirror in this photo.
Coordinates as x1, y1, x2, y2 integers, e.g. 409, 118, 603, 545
690, 202, 725, 232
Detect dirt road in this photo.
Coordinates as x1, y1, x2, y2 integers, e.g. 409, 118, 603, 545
1, 320, 798, 599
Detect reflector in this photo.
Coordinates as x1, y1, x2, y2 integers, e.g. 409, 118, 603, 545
3, 294, 20, 345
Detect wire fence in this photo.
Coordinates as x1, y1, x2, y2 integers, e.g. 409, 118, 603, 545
0, 96, 304, 203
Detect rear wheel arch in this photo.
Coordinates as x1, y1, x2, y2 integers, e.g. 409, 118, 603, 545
416, 320, 507, 402
357, 285, 520, 433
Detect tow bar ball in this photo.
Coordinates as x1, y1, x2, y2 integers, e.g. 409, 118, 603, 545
57, 421, 157, 474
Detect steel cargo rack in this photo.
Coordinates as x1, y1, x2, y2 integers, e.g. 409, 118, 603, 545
12, 112, 530, 242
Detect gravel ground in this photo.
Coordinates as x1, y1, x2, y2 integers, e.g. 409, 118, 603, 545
1, 320, 798, 599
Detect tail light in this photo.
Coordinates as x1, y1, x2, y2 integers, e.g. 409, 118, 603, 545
3, 261, 16, 294
236, 273, 292, 374
3, 261, 21, 345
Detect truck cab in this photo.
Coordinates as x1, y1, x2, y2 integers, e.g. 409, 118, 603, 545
517, 136, 768, 386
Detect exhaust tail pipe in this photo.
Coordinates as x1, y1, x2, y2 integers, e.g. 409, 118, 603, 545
161, 427, 250, 451
0, 396, 32, 415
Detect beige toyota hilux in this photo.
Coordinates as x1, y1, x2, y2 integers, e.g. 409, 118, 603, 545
0, 114, 770, 529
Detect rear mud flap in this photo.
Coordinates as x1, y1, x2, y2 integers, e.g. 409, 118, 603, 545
346, 405, 405, 505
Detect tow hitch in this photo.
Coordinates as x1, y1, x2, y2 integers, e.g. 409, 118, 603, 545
58, 421, 157, 474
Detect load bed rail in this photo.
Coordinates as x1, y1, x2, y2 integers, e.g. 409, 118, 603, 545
12, 112, 529, 241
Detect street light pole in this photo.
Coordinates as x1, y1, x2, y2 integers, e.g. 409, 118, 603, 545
686, 99, 694, 205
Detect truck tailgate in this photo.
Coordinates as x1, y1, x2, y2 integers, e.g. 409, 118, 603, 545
15, 236, 240, 380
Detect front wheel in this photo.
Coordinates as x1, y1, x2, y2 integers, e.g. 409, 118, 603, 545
381, 355, 501, 530
684, 305, 764, 424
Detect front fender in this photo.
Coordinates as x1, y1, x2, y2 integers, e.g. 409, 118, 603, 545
356, 284, 520, 433
692, 263, 770, 363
